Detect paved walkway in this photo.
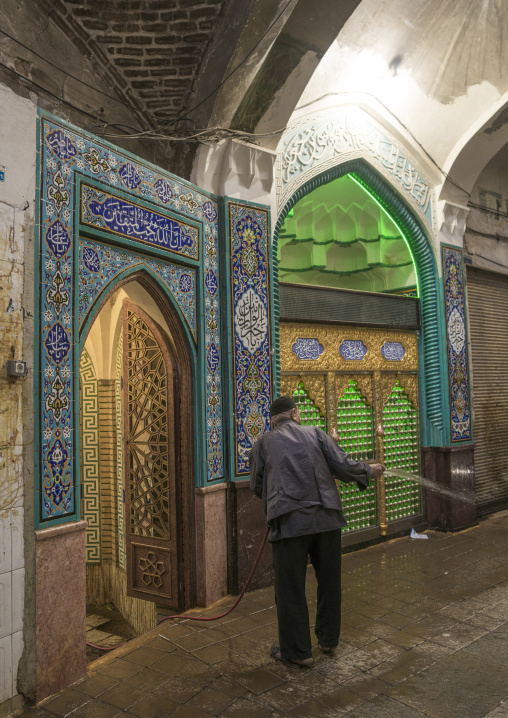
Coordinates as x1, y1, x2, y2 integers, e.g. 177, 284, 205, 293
18, 511, 508, 718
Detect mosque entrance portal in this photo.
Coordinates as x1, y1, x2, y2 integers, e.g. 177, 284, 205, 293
276, 169, 427, 542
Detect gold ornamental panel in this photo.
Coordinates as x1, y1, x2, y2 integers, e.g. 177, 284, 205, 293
335, 374, 374, 407
378, 372, 419, 409
281, 374, 327, 417
280, 374, 301, 398
279, 323, 418, 373
396, 373, 419, 409
302, 375, 327, 417
379, 373, 398, 410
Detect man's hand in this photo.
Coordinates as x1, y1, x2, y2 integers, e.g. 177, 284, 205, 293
369, 463, 386, 478
330, 428, 339, 442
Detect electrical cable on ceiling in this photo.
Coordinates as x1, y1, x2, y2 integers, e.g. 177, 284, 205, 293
468, 201, 508, 221
0, 28, 152, 126
162, 0, 298, 130
465, 226, 508, 242
0, 2, 494, 195
0, 57, 286, 144
0, 60, 105, 125
0, 60, 154, 138
101, 125, 287, 142
0, 0, 297, 140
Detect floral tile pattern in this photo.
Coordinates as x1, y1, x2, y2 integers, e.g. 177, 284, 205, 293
228, 202, 272, 475
79, 239, 197, 340
442, 245, 471, 441
39, 114, 223, 525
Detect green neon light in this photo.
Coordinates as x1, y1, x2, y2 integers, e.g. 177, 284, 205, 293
348, 173, 420, 298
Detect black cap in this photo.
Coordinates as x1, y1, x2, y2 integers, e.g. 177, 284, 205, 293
270, 395, 297, 416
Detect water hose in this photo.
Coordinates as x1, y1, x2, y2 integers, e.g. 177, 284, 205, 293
86, 527, 269, 652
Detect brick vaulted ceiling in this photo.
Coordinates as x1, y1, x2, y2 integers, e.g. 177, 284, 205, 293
2, 0, 359, 175
33, 0, 231, 129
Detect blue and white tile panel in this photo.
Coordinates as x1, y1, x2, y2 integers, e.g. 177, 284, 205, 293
229, 202, 272, 475
442, 245, 471, 442
39, 116, 223, 525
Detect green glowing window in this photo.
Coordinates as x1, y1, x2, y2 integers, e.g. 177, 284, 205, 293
382, 380, 421, 521
336, 380, 374, 461
336, 379, 376, 532
292, 382, 326, 430
340, 479, 377, 533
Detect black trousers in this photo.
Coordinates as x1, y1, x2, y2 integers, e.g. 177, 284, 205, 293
271, 529, 342, 661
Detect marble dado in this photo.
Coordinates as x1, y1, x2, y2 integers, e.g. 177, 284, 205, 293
280, 324, 418, 373
194, 484, 228, 607
35, 521, 87, 701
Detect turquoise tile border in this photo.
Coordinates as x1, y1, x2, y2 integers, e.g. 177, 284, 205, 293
36, 111, 225, 528
441, 244, 472, 443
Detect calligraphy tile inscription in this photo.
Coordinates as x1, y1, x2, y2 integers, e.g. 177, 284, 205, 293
229, 202, 271, 475
339, 340, 367, 361
39, 114, 224, 525
235, 288, 268, 353
442, 245, 471, 442
278, 108, 433, 228
381, 341, 406, 361
292, 338, 324, 361
81, 184, 199, 260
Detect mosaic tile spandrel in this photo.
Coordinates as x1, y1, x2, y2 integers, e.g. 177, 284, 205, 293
78, 240, 197, 341
40, 117, 223, 524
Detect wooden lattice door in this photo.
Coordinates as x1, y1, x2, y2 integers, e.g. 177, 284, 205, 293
123, 300, 178, 607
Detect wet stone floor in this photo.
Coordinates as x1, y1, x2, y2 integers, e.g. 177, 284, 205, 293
86, 606, 136, 664
18, 510, 508, 718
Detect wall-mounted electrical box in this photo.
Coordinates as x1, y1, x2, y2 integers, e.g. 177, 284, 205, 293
7, 360, 28, 377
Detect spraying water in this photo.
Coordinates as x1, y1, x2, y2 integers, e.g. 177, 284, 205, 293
383, 467, 476, 505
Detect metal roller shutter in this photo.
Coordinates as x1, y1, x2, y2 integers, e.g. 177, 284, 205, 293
279, 283, 420, 329
467, 267, 508, 512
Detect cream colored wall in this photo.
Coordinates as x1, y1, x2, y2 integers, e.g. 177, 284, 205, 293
462, 145, 508, 275
0, 85, 35, 709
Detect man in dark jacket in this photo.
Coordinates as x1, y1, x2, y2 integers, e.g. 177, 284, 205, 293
249, 395, 385, 666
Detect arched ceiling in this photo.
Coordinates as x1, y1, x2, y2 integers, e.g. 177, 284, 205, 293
278, 175, 416, 294
3, 0, 508, 188
281, 0, 508, 190
0, 0, 361, 177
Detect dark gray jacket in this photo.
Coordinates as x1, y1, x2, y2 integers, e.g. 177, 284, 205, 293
249, 418, 372, 522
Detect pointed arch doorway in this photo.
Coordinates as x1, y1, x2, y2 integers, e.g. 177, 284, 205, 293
80, 276, 195, 627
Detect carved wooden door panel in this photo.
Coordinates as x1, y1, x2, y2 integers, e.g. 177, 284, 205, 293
123, 300, 178, 607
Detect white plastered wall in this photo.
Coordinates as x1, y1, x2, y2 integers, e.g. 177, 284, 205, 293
0, 84, 35, 706
462, 144, 508, 275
